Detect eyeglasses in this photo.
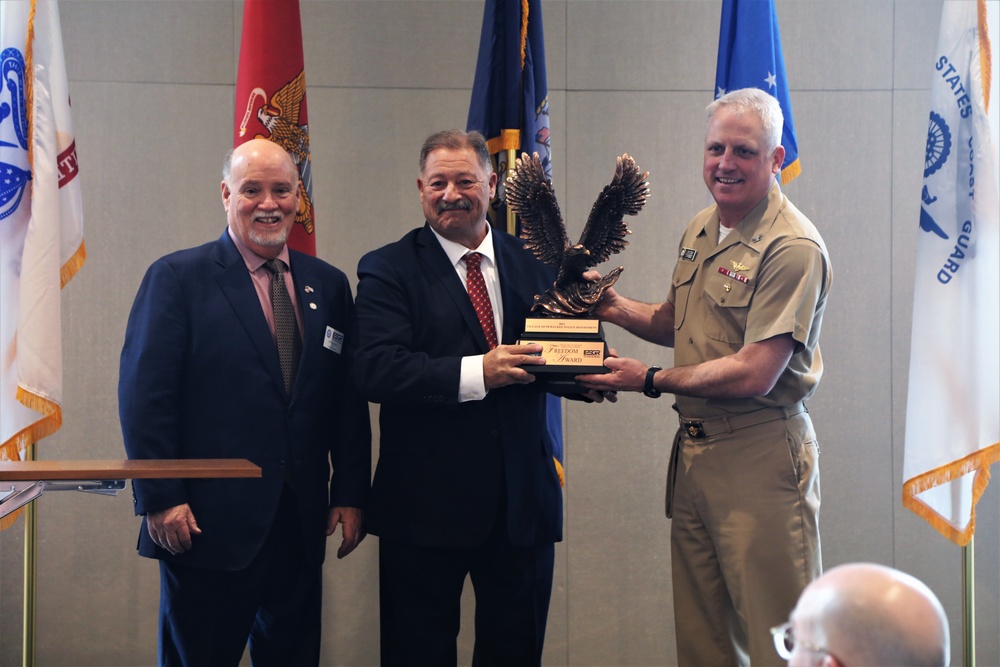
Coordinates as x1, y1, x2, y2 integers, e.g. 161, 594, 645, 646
770, 622, 840, 663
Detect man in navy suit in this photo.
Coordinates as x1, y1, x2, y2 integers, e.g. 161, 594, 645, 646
352, 129, 561, 665
119, 138, 371, 667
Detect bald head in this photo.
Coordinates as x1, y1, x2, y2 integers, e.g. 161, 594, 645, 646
788, 563, 949, 667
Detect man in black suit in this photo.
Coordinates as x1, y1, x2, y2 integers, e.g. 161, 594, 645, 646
352, 129, 561, 665
119, 138, 371, 666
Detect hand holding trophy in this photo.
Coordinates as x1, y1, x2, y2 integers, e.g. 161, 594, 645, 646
506, 151, 650, 394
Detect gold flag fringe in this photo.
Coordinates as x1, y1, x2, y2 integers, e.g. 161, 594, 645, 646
780, 158, 801, 186
486, 129, 521, 155
979, 0, 992, 114
902, 440, 1000, 546
61, 240, 86, 288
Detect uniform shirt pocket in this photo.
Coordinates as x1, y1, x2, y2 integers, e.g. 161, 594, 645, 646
671, 262, 698, 331
701, 263, 757, 344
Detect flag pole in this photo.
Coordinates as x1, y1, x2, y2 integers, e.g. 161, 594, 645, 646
23, 444, 37, 667
962, 539, 975, 667
506, 148, 517, 236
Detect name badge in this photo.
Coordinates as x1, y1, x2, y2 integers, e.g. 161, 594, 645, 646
324, 326, 345, 354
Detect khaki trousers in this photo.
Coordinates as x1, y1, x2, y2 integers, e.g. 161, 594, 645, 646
668, 410, 821, 666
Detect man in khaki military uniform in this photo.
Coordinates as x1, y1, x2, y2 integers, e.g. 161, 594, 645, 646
578, 87, 831, 666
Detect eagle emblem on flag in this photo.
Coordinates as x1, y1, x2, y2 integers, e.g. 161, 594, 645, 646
237, 70, 314, 235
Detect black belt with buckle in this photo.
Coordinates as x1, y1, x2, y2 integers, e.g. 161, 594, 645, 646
676, 402, 806, 439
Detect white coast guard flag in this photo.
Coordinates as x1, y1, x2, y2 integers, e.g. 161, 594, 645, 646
0, 1, 84, 477
903, 0, 999, 546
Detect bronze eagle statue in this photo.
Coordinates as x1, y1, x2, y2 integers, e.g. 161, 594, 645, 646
505, 152, 650, 317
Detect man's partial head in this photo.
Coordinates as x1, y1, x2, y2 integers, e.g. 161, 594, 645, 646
702, 87, 786, 226
707, 87, 784, 156
781, 563, 949, 667
221, 138, 300, 259
417, 130, 497, 250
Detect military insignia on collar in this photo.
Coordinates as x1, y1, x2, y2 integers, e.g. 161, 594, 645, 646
680, 247, 697, 261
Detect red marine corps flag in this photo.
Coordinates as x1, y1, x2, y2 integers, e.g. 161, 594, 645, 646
234, 0, 315, 255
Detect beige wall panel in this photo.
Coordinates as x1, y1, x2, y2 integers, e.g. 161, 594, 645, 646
61, 1, 235, 84
299, 1, 568, 90
894, 0, 951, 90
566, 1, 717, 91
300, 1, 480, 89
785, 90, 896, 567
776, 1, 893, 90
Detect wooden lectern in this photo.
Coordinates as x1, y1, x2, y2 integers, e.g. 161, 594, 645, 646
0, 459, 261, 519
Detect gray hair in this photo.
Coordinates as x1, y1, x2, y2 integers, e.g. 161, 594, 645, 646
221, 147, 236, 185
418, 130, 493, 176
706, 88, 784, 155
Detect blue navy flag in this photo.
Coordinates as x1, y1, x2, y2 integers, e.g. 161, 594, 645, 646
715, 0, 801, 184
467, 0, 563, 484
467, 0, 551, 217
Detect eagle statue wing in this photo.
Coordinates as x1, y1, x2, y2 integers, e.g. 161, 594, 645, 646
578, 153, 650, 265
505, 152, 569, 269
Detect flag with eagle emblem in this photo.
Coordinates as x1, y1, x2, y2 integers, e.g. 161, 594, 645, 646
235, 0, 316, 255
903, 0, 999, 546
0, 0, 85, 527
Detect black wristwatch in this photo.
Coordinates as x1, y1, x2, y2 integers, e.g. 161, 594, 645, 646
644, 366, 662, 398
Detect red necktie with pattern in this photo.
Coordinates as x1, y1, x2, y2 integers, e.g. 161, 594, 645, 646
463, 252, 498, 349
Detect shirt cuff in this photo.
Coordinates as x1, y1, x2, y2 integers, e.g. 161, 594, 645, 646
459, 354, 487, 402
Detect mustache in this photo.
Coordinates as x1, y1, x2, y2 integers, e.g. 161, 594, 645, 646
437, 200, 472, 213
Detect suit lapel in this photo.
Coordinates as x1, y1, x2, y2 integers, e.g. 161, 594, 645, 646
212, 232, 287, 397
288, 253, 322, 397
416, 224, 492, 352
493, 231, 533, 345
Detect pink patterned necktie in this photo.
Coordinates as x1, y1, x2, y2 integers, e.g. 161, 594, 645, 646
463, 252, 498, 349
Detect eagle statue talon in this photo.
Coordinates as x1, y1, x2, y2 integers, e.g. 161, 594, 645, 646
506, 152, 650, 317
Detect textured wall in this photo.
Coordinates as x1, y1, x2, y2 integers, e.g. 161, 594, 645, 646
1, 1, 995, 665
